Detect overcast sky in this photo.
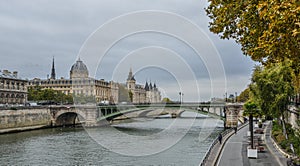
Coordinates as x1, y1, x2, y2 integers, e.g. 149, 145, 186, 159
0, 0, 255, 101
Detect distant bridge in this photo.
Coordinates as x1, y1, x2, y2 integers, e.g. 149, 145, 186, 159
48, 102, 243, 127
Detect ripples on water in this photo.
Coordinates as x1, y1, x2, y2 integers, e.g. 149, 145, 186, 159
0, 111, 223, 165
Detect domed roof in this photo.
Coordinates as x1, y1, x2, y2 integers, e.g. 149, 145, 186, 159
70, 58, 89, 79
71, 58, 88, 72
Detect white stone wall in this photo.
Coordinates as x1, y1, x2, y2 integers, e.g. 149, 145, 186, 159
0, 108, 51, 130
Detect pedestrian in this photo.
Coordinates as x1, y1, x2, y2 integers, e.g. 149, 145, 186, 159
218, 133, 222, 144
234, 127, 237, 134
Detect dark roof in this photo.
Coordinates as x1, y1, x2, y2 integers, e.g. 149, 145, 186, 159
70, 59, 88, 73
145, 82, 149, 91
131, 75, 136, 81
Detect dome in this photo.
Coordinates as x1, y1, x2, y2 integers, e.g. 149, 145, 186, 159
70, 58, 89, 79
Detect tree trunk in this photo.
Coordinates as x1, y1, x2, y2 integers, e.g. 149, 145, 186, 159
281, 111, 288, 140
249, 114, 254, 149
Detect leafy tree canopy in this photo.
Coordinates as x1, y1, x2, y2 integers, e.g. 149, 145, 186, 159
28, 86, 73, 104
162, 97, 173, 103
118, 85, 130, 102
249, 61, 294, 118
243, 100, 260, 117
206, 0, 300, 65
238, 87, 250, 102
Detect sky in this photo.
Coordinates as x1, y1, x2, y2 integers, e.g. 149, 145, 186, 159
0, 0, 255, 102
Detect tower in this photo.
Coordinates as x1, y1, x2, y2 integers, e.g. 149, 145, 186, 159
126, 67, 136, 90
50, 57, 56, 79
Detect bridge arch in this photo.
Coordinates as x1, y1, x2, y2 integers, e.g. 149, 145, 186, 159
53, 108, 87, 127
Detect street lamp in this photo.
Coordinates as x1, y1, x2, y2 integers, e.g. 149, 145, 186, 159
182, 93, 184, 104
179, 92, 184, 104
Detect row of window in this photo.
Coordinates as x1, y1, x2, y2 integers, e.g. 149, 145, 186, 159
29, 79, 110, 86
0, 92, 26, 98
0, 85, 26, 91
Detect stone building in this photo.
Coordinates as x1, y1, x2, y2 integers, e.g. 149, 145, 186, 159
144, 81, 161, 103
28, 58, 119, 103
28, 58, 161, 104
126, 68, 161, 104
0, 70, 27, 105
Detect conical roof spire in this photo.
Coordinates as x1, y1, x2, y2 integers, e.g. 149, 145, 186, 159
145, 81, 149, 91
127, 67, 135, 81
50, 56, 56, 79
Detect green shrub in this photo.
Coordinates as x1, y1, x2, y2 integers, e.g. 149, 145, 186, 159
280, 139, 289, 149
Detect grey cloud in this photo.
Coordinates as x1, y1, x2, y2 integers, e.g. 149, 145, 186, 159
0, 0, 254, 101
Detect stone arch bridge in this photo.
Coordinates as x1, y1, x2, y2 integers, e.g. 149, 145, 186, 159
49, 103, 243, 127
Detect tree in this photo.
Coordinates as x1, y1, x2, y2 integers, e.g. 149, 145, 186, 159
250, 61, 294, 119
28, 86, 73, 104
249, 61, 295, 153
238, 87, 250, 102
205, 1, 300, 65
128, 91, 133, 103
118, 85, 130, 102
244, 100, 259, 149
162, 97, 173, 103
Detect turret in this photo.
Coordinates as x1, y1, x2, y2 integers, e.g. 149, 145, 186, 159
50, 57, 56, 79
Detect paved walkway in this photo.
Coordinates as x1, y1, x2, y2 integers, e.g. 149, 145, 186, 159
217, 124, 248, 166
218, 121, 288, 166
202, 123, 248, 166
263, 121, 288, 165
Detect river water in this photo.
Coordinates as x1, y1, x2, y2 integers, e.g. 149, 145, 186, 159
0, 111, 223, 165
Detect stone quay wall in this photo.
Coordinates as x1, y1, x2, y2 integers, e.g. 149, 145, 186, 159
0, 107, 51, 133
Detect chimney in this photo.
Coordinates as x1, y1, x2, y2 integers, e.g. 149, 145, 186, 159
13, 71, 18, 78
3, 70, 9, 75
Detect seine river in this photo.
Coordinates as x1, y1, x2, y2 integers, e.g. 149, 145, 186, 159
0, 111, 223, 165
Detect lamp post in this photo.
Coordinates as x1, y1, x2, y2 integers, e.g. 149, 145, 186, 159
179, 92, 184, 104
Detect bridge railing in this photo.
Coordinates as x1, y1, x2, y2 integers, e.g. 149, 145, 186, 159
200, 121, 248, 166
200, 128, 233, 166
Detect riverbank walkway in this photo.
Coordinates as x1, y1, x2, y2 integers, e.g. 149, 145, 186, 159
217, 121, 288, 166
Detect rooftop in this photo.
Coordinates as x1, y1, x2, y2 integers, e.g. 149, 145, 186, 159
0, 70, 20, 80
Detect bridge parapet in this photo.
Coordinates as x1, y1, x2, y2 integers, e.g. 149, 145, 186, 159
45, 102, 241, 127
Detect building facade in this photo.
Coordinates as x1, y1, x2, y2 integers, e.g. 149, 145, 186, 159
28, 58, 161, 104
28, 58, 119, 103
0, 70, 27, 105
126, 68, 161, 104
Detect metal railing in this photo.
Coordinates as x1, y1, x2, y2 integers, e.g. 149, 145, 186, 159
200, 122, 249, 166
200, 128, 233, 166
